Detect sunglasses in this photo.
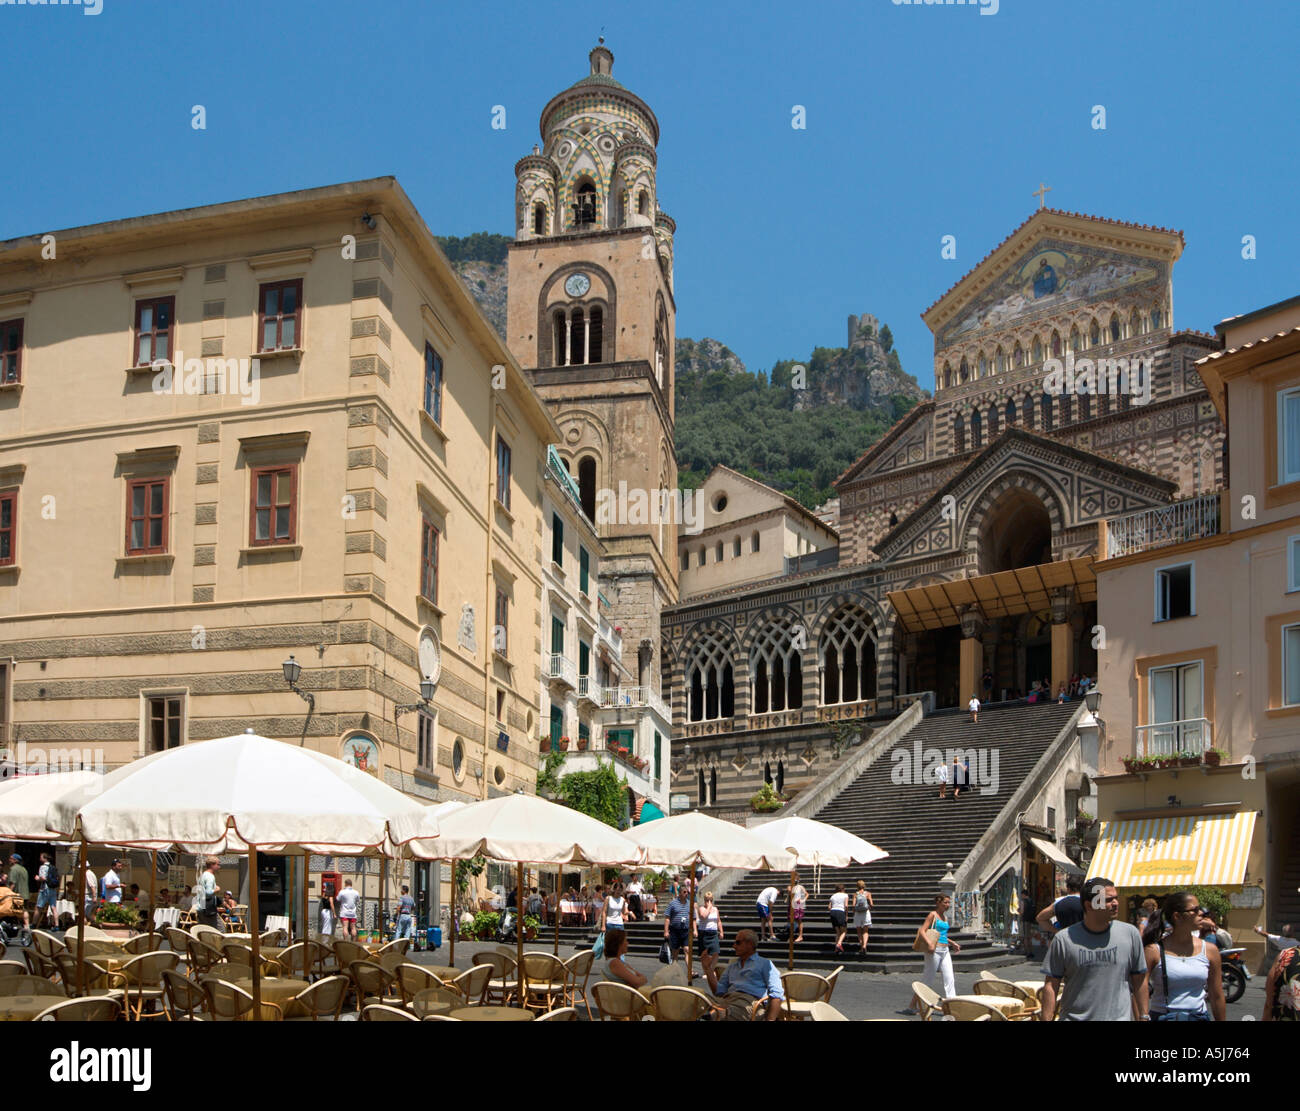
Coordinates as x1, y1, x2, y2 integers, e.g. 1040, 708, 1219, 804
1183, 906, 1205, 915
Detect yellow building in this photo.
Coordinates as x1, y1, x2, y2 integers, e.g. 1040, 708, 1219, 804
0, 177, 559, 930
1094, 292, 1300, 968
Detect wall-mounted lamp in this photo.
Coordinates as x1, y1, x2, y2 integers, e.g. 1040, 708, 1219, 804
281, 654, 315, 712
395, 676, 437, 723
361, 212, 378, 230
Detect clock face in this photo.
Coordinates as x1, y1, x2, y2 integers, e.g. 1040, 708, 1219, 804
564, 272, 591, 298
418, 629, 442, 686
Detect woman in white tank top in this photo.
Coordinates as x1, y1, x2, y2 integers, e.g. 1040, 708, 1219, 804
603, 883, 627, 931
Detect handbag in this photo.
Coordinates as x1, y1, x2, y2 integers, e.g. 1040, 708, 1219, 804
657, 940, 672, 964
913, 927, 939, 953
592, 930, 605, 960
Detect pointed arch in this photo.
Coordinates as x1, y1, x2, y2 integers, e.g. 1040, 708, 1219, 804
820, 603, 878, 705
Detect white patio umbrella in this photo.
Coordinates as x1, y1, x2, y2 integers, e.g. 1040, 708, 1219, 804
0, 770, 103, 840
44, 732, 440, 1015
625, 812, 795, 978
749, 815, 890, 969
406, 792, 643, 976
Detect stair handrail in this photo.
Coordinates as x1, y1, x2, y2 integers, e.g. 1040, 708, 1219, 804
954, 703, 1089, 898
697, 699, 927, 904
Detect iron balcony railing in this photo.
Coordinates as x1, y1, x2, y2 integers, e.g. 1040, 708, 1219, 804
547, 653, 577, 688
1105, 494, 1221, 558
1136, 717, 1212, 758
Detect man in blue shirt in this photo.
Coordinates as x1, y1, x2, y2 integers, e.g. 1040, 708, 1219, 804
705, 929, 783, 1021
664, 885, 693, 962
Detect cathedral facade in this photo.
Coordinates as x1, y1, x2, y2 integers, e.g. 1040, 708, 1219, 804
663, 209, 1226, 819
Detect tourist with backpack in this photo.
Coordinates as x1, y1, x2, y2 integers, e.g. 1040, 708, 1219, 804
34, 852, 59, 930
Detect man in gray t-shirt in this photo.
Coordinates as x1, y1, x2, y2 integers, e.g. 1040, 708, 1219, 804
1041, 877, 1149, 1021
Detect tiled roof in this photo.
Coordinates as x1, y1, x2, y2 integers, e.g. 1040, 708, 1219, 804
921, 209, 1186, 319
1197, 324, 1300, 364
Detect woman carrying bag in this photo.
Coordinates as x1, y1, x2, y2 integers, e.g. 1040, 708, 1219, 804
914, 893, 960, 1001
1143, 892, 1225, 1021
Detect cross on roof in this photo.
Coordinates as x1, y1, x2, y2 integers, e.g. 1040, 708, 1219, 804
1033, 182, 1052, 210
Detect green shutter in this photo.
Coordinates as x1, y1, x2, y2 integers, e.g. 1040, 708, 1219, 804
654, 732, 662, 779
549, 705, 562, 749
579, 641, 590, 677
578, 722, 590, 742
552, 514, 563, 565
579, 547, 589, 594
551, 616, 564, 655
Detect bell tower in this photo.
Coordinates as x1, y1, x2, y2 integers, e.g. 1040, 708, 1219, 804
506, 42, 679, 689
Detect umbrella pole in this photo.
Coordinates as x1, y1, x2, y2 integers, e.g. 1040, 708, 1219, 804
448, 859, 456, 969
249, 844, 262, 1021
77, 835, 87, 998
553, 862, 560, 958
788, 875, 794, 972
380, 855, 387, 943
686, 855, 697, 983
515, 861, 524, 1004
148, 850, 157, 943
302, 850, 310, 944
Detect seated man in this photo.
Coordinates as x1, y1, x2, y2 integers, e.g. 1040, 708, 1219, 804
0, 881, 32, 944
705, 929, 783, 1021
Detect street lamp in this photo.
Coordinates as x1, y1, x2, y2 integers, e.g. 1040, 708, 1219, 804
281, 654, 314, 711
395, 676, 436, 722
1084, 688, 1101, 714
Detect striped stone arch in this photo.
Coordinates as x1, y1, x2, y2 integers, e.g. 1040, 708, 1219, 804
810, 591, 886, 642
957, 468, 1069, 563
738, 604, 806, 654
679, 619, 739, 669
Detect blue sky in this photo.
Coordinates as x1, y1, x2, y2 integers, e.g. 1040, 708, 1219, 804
4, 0, 1297, 390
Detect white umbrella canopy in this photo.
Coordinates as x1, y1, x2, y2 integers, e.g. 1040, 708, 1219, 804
625, 811, 795, 871
749, 816, 889, 868
0, 770, 103, 841
406, 793, 641, 865
44, 732, 438, 852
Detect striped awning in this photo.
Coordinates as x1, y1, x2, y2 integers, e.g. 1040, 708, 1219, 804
1087, 811, 1258, 889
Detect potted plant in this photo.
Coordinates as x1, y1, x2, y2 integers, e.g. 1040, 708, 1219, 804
539, 735, 551, 754
1075, 808, 1094, 832
1122, 756, 1141, 774
558, 735, 571, 751
750, 782, 784, 813
1204, 747, 1226, 767
523, 914, 541, 940
473, 911, 500, 940
92, 901, 139, 939
577, 735, 589, 751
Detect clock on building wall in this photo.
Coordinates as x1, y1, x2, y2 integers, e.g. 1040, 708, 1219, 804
564, 272, 591, 298
418, 628, 442, 687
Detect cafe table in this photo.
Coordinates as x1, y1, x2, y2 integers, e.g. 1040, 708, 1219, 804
448, 1005, 533, 1021
0, 991, 66, 1022
201, 972, 311, 1019
412, 989, 457, 1018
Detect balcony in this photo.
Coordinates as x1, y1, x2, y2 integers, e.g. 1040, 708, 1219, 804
598, 616, 623, 660
1104, 493, 1221, 559
1134, 717, 1213, 759
597, 685, 671, 721
547, 653, 577, 690
577, 675, 600, 707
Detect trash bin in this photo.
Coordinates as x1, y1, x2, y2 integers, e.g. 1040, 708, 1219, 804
427, 926, 441, 951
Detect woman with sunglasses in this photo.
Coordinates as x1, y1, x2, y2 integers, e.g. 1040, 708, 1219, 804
1142, 892, 1225, 1021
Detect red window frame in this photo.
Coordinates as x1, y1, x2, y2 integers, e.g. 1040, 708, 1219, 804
125, 476, 170, 555
133, 297, 176, 367
258, 279, 303, 353
0, 490, 15, 567
0, 320, 22, 385
249, 464, 298, 547
421, 516, 439, 604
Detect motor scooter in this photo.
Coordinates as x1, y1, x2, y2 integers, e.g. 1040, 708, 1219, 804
1219, 946, 1250, 1004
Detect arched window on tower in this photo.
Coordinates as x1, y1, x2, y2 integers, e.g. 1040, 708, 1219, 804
953, 412, 965, 452
1051, 331, 1062, 357
821, 604, 877, 706
970, 410, 982, 449
654, 300, 668, 387
1089, 319, 1101, 347
1032, 336, 1043, 363
1023, 393, 1035, 431
959, 357, 970, 383
750, 615, 804, 715
589, 305, 603, 363
578, 456, 597, 522
574, 181, 598, 228
996, 347, 1006, 374
1109, 313, 1122, 342
570, 308, 586, 365
1014, 343, 1024, 368
1041, 393, 1053, 432
987, 403, 999, 438
553, 309, 567, 366
533, 203, 547, 235
1130, 308, 1143, 337
1005, 398, 1017, 426
637, 191, 649, 217
1070, 326, 1082, 354
686, 628, 735, 723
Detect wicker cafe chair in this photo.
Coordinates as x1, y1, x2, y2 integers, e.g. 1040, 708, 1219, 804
259, 928, 286, 947
942, 997, 1009, 1022
223, 941, 282, 977
34, 996, 122, 1022
349, 960, 403, 1007
0, 960, 27, 979
447, 964, 492, 1006
54, 953, 126, 1000
375, 938, 410, 958
361, 1003, 419, 1021
118, 951, 179, 1021
909, 981, 942, 1022
123, 933, 168, 955
471, 951, 517, 1006
562, 950, 596, 1012
779, 970, 834, 1021
288, 975, 349, 1022
519, 952, 568, 1014
377, 950, 407, 976
394, 963, 447, 1005
535, 1006, 578, 1021
649, 985, 715, 1022
162, 969, 208, 1020
274, 942, 315, 981
192, 924, 224, 946
333, 939, 371, 967
411, 986, 464, 1020
590, 981, 649, 1022
973, 977, 1039, 1020
185, 937, 225, 978
31, 930, 66, 961
164, 925, 191, 953
809, 1001, 850, 1021
978, 969, 1001, 981
202, 978, 283, 1022
823, 964, 844, 1002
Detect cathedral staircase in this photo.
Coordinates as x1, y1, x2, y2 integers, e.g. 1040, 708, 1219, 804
548, 700, 1081, 971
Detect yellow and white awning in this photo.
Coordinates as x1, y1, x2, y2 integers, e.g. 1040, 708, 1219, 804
1028, 836, 1083, 873
1088, 811, 1258, 889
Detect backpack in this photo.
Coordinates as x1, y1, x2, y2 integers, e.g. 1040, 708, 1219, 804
45, 864, 59, 890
